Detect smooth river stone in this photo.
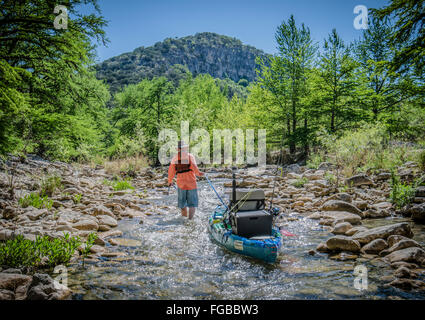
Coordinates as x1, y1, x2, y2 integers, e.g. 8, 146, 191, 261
108, 238, 142, 247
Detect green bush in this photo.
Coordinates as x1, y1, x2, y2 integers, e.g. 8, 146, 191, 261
113, 179, 135, 191
19, 192, 53, 210
390, 171, 415, 209
311, 124, 419, 177
0, 233, 81, 269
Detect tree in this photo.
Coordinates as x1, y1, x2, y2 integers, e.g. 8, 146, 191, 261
317, 29, 365, 133
372, 0, 425, 74
257, 15, 317, 154
0, 0, 110, 160
112, 77, 174, 163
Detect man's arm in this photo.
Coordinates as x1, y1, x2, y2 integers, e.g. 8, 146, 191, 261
168, 160, 176, 185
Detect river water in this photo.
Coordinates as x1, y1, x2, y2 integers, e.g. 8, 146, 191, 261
66, 176, 425, 300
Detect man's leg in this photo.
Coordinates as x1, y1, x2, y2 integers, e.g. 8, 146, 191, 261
181, 207, 188, 217
188, 207, 195, 219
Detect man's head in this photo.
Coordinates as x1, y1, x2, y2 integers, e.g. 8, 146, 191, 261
177, 140, 189, 155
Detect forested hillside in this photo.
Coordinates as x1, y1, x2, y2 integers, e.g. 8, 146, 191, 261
95, 32, 268, 92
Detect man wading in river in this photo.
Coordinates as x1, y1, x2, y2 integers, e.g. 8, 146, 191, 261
168, 141, 204, 219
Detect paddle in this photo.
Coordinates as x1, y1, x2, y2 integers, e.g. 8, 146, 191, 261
204, 174, 230, 211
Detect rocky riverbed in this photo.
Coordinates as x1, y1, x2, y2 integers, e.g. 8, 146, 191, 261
0, 155, 424, 299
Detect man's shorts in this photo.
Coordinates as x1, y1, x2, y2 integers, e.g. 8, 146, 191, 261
177, 187, 198, 208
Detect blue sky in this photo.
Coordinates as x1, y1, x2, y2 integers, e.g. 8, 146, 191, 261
84, 0, 388, 62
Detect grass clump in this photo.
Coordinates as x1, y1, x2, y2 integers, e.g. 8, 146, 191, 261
292, 177, 309, 188
113, 179, 135, 191
40, 174, 63, 197
72, 194, 82, 204
19, 192, 53, 210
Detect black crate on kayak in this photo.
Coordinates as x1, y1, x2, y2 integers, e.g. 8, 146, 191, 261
229, 210, 273, 238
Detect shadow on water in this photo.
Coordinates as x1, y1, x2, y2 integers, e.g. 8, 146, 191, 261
67, 176, 425, 300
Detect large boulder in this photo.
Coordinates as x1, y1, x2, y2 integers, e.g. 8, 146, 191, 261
410, 204, 425, 223
96, 215, 117, 228
360, 239, 388, 254
331, 222, 353, 235
326, 236, 361, 252
321, 200, 362, 216
72, 219, 98, 231
352, 222, 413, 245
384, 247, 425, 266
0, 273, 32, 300
345, 174, 374, 187
26, 273, 71, 300
380, 239, 422, 256
317, 211, 362, 225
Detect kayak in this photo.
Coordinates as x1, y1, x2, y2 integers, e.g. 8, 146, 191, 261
208, 206, 282, 263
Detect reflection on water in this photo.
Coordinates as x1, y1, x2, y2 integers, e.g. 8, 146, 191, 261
67, 177, 425, 300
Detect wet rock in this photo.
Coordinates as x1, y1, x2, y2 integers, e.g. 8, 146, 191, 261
316, 242, 330, 253
0, 289, 15, 300
385, 247, 425, 266
360, 239, 388, 254
331, 222, 353, 235
91, 205, 115, 218
321, 200, 362, 216
308, 249, 315, 256
363, 208, 390, 218
108, 238, 142, 247
387, 278, 425, 291
318, 211, 362, 225
352, 222, 413, 245
329, 252, 358, 261
387, 235, 411, 247
345, 226, 368, 236
89, 245, 106, 254
380, 239, 422, 256
394, 266, 415, 279
0, 273, 32, 300
345, 174, 373, 187
410, 204, 425, 223
390, 261, 419, 270
326, 236, 361, 252
26, 273, 71, 300
96, 215, 117, 228
72, 219, 99, 231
